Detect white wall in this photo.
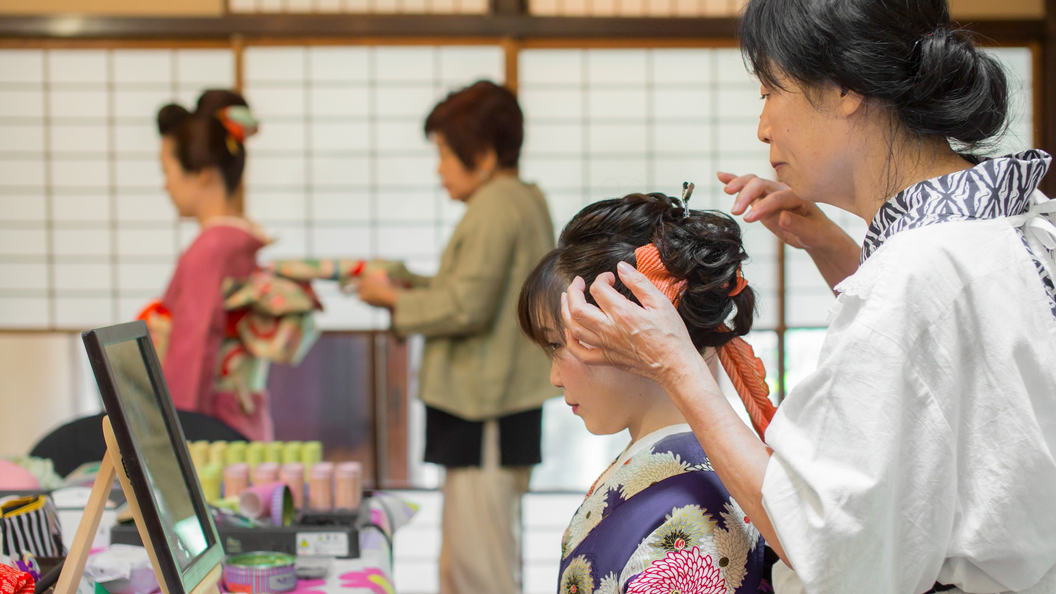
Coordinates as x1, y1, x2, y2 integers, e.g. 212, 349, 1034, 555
0, 332, 102, 457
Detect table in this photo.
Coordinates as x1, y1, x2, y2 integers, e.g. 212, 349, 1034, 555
244, 493, 412, 594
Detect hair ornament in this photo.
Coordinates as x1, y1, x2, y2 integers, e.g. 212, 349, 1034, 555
634, 243, 687, 306
633, 237, 773, 441
728, 268, 748, 297
215, 105, 260, 153
671, 181, 694, 220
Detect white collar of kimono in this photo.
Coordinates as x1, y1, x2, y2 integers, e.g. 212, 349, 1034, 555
619, 423, 692, 465
202, 216, 273, 244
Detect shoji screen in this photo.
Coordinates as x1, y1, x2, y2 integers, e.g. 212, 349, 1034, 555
0, 48, 233, 329
0, 44, 504, 331
519, 47, 778, 325
242, 44, 504, 329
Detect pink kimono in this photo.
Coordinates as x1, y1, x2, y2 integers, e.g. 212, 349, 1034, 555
160, 218, 273, 441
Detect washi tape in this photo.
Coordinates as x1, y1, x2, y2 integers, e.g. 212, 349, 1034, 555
238, 482, 294, 526
223, 552, 297, 594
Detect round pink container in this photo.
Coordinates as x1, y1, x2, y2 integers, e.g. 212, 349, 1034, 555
334, 462, 362, 510
279, 463, 305, 509
252, 462, 279, 486
307, 462, 334, 511
224, 463, 250, 498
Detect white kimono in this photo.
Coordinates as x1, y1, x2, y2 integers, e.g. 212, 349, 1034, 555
761, 150, 1056, 594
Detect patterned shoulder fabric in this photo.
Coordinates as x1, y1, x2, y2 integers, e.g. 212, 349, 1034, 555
860, 150, 1056, 318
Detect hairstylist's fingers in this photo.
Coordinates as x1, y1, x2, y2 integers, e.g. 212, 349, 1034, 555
563, 328, 612, 366
718, 172, 757, 194
610, 262, 672, 311
776, 210, 827, 247
563, 281, 611, 344
741, 188, 810, 223
561, 292, 605, 348
731, 177, 784, 216
716, 171, 739, 185
586, 270, 649, 327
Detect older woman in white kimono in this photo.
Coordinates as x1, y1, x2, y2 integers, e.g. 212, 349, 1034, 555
558, 0, 1056, 593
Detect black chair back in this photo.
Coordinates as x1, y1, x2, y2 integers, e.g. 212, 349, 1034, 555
29, 412, 247, 477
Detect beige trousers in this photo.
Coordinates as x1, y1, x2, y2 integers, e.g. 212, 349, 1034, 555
438, 420, 532, 594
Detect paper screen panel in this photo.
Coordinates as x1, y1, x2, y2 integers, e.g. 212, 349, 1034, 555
520, 47, 779, 327
243, 45, 503, 329
0, 48, 233, 330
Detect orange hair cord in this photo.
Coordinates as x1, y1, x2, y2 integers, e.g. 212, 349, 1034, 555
716, 328, 776, 440
633, 243, 776, 440
634, 244, 688, 305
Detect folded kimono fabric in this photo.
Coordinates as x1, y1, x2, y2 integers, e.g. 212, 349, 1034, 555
268, 258, 419, 289
140, 268, 323, 368
221, 271, 323, 366
0, 563, 33, 594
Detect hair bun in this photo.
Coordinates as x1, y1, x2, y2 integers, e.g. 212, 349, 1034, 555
905, 28, 1009, 145
156, 103, 192, 135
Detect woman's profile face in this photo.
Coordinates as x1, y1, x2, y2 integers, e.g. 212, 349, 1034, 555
545, 328, 654, 436
432, 133, 486, 202
757, 75, 857, 205
160, 136, 199, 218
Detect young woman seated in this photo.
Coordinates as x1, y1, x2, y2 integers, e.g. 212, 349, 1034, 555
518, 192, 777, 594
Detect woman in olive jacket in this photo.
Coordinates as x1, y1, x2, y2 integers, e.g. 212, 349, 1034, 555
357, 80, 557, 594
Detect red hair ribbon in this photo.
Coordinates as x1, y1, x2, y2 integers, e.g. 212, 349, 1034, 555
634, 243, 775, 440
634, 244, 688, 306
729, 269, 748, 297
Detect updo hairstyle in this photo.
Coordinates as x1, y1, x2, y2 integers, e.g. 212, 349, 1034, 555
519, 193, 755, 355
157, 90, 252, 195
741, 0, 1009, 149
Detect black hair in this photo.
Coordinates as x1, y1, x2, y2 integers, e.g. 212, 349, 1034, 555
518, 193, 754, 355
741, 0, 1009, 149
425, 80, 524, 170
157, 89, 250, 195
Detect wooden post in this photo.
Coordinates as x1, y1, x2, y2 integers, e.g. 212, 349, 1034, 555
1043, 0, 1056, 195
502, 37, 520, 92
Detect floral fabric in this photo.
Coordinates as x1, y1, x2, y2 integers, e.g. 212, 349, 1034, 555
558, 430, 768, 594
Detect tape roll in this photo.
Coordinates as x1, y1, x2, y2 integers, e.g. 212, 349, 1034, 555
223, 552, 297, 594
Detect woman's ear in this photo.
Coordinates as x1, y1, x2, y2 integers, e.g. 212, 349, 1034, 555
475, 148, 499, 180
194, 166, 222, 190
836, 87, 865, 118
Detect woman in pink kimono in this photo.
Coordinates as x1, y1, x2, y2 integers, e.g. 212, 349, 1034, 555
150, 90, 274, 440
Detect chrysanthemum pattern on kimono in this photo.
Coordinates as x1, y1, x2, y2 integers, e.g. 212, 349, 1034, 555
556, 427, 769, 594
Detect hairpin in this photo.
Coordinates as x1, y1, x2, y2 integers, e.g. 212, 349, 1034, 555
672, 181, 694, 219
215, 106, 260, 155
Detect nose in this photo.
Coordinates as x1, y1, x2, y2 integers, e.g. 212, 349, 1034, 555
549, 360, 563, 388
757, 106, 771, 145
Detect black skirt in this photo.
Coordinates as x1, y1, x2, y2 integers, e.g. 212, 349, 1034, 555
423, 405, 543, 468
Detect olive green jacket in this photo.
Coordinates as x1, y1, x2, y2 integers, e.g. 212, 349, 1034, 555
393, 176, 559, 420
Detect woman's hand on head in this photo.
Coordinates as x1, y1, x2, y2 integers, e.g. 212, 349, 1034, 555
718, 171, 838, 252
561, 263, 702, 388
